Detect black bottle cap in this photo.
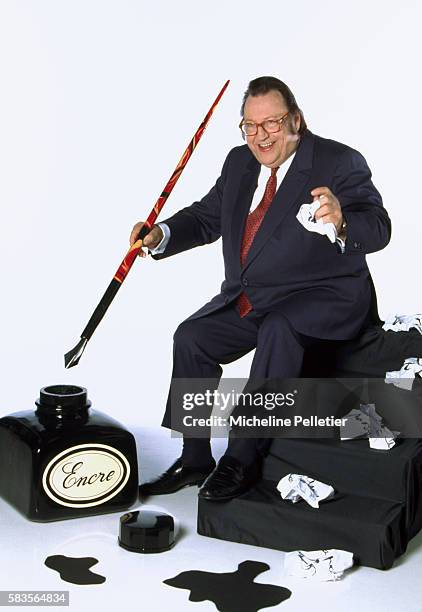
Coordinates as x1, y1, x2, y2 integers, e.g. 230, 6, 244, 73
36, 385, 91, 411
118, 510, 175, 553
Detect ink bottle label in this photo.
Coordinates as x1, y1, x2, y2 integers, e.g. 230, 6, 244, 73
42, 443, 131, 508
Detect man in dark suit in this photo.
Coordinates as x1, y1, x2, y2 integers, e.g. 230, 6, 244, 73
131, 76, 391, 501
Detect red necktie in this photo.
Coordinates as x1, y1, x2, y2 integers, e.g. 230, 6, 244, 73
237, 166, 279, 317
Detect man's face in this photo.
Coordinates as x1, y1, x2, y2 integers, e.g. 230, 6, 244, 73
243, 90, 301, 168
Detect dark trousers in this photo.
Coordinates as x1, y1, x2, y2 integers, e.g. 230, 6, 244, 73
162, 304, 321, 465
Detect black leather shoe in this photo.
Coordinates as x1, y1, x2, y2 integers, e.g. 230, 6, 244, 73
198, 455, 260, 501
139, 457, 216, 496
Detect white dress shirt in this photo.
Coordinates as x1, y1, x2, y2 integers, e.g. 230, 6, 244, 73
249, 152, 295, 212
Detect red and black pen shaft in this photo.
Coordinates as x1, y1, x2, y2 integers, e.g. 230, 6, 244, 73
64, 79, 230, 368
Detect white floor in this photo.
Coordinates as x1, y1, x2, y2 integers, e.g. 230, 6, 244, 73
1, 426, 422, 612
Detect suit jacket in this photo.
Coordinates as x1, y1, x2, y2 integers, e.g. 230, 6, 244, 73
155, 130, 391, 340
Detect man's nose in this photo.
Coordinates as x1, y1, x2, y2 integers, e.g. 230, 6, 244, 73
256, 124, 270, 139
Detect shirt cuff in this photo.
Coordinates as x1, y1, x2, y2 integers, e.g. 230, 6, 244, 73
336, 236, 346, 254
149, 222, 171, 255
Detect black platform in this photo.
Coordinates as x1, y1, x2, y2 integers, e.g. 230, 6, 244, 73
197, 327, 422, 570
198, 438, 422, 569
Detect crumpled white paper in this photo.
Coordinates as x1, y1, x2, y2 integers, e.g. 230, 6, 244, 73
340, 403, 398, 450
385, 357, 422, 391
296, 199, 338, 243
284, 549, 354, 581
383, 313, 422, 335
277, 474, 334, 508
369, 436, 396, 450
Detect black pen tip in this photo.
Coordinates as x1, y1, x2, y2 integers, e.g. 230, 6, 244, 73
64, 337, 88, 369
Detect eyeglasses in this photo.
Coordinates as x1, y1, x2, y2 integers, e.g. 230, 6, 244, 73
239, 111, 290, 137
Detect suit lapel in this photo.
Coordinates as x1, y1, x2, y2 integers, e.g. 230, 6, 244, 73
243, 130, 315, 271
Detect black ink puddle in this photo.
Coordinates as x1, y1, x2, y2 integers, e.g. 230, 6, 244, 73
45, 555, 106, 585
164, 560, 291, 611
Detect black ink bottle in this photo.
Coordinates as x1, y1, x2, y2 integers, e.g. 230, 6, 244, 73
0, 385, 139, 521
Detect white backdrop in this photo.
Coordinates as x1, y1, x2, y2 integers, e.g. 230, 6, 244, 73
0, 0, 420, 426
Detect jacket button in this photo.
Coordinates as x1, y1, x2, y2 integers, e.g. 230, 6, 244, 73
243, 278, 248, 286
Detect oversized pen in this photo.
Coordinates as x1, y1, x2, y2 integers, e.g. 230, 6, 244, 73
65, 79, 230, 368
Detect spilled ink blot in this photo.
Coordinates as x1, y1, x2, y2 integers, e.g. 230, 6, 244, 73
164, 560, 291, 611
45, 555, 106, 585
